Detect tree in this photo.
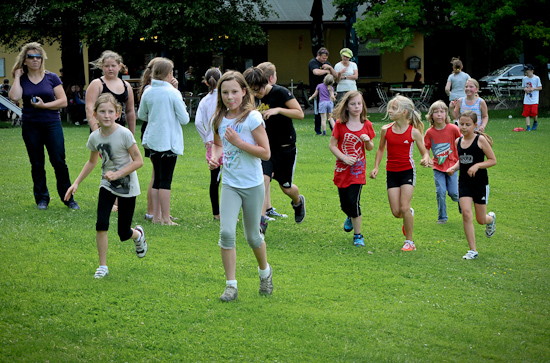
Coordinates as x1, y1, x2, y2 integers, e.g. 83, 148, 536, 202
333, 0, 550, 105
0, 0, 271, 87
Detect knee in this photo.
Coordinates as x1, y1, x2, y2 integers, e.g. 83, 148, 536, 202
476, 214, 487, 225
462, 209, 473, 222
246, 234, 264, 249
390, 208, 401, 218
219, 229, 236, 249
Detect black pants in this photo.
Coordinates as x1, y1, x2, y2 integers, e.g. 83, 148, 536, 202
210, 166, 221, 216
338, 184, 363, 218
96, 187, 136, 241
150, 150, 177, 190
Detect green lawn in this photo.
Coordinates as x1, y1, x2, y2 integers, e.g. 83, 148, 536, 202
0, 109, 548, 361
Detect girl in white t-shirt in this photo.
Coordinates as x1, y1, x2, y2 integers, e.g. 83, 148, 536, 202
208, 71, 272, 302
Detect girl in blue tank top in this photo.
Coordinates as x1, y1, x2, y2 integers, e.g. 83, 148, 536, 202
453, 78, 489, 132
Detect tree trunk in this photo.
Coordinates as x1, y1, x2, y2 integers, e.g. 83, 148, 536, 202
60, 10, 85, 89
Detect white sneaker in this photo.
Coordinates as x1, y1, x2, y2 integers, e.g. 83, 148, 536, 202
463, 250, 479, 260
134, 225, 148, 258
485, 212, 496, 237
94, 266, 109, 279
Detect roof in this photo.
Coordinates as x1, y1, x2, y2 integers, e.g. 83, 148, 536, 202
261, 0, 368, 24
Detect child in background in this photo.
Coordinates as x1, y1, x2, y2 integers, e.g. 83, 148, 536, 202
453, 78, 488, 132
138, 58, 189, 225
308, 74, 335, 135
195, 67, 222, 220
64, 93, 146, 278
255, 62, 288, 222
446, 111, 497, 260
521, 64, 542, 131
424, 100, 461, 224
370, 95, 431, 251
329, 91, 375, 246
244, 66, 306, 234
208, 71, 273, 302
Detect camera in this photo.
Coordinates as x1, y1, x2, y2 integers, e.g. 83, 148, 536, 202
31, 96, 38, 103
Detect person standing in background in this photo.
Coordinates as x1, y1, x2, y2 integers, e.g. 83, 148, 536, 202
308, 47, 337, 135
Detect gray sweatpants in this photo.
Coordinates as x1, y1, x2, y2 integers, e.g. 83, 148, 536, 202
218, 183, 265, 249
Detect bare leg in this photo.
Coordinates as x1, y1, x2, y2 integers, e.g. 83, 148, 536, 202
279, 184, 301, 205
460, 197, 477, 251
252, 241, 268, 270
351, 216, 362, 234
221, 248, 237, 280
159, 189, 177, 225
320, 113, 327, 133
96, 231, 108, 266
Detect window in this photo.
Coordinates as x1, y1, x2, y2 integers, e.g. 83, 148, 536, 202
357, 39, 381, 78
0, 58, 5, 78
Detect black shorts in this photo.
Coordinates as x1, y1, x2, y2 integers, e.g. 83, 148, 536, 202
386, 169, 416, 189
263, 145, 297, 188
459, 183, 489, 205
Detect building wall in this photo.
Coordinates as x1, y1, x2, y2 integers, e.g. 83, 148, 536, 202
267, 27, 424, 87
1, 42, 90, 87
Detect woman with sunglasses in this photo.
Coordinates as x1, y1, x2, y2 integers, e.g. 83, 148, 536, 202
9, 42, 79, 210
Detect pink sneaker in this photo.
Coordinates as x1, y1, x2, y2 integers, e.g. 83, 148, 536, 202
401, 241, 416, 251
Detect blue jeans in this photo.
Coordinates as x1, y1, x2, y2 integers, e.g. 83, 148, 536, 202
433, 169, 458, 221
21, 120, 73, 205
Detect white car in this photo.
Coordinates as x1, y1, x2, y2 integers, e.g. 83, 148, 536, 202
480, 64, 525, 85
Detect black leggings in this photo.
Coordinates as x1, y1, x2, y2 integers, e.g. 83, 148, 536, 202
338, 184, 363, 218
151, 150, 177, 190
96, 187, 136, 241
210, 166, 221, 216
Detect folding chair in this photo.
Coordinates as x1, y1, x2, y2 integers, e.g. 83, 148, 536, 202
375, 85, 389, 113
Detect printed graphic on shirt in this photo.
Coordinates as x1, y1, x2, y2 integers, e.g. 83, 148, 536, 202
97, 143, 130, 195
335, 132, 365, 175
460, 154, 474, 164
525, 81, 533, 99
432, 142, 453, 165
221, 123, 244, 168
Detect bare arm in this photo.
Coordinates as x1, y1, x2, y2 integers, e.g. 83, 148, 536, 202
103, 143, 143, 182
329, 135, 357, 165
478, 99, 489, 132
64, 151, 100, 201
31, 84, 67, 110
124, 81, 136, 134
466, 135, 496, 177
208, 133, 223, 170
224, 125, 271, 161
370, 127, 387, 179
262, 98, 304, 120
445, 80, 452, 96
8, 69, 24, 101
412, 128, 431, 167
452, 98, 461, 120
85, 80, 102, 132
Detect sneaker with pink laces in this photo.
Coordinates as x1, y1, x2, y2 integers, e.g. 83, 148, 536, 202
401, 240, 416, 251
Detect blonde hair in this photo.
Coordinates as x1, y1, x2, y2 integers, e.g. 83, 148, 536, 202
333, 90, 367, 124
323, 74, 334, 86
426, 100, 450, 126
94, 93, 122, 114
256, 62, 276, 81
460, 111, 493, 145
211, 71, 255, 133
12, 42, 47, 77
151, 58, 174, 80
386, 95, 424, 133
466, 78, 480, 90
139, 57, 163, 100
90, 50, 128, 74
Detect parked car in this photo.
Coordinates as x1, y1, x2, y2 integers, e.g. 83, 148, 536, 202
480, 64, 525, 85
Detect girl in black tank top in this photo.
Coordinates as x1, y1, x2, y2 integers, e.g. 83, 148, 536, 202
100, 77, 128, 126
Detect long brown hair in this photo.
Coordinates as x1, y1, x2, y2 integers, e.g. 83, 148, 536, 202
333, 90, 367, 124
138, 57, 162, 101
460, 111, 493, 145
211, 70, 255, 133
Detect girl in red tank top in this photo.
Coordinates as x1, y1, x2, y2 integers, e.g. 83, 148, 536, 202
370, 95, 431, 251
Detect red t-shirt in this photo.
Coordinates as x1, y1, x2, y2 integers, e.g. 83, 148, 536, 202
332, 120, 376, 188
424, 124, 461, 172
385, 124, 415, 172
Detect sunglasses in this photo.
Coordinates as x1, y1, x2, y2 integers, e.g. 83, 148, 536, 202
26, 54, 43, 60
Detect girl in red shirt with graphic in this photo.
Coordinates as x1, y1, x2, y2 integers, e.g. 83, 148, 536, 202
370, 95, 431, 251
329, 91, 375, 247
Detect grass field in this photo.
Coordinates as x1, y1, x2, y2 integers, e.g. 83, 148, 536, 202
0, 109, 549, 361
